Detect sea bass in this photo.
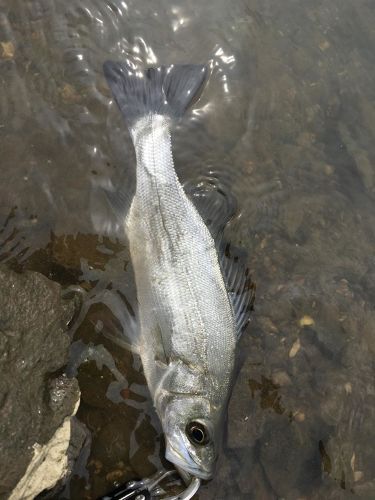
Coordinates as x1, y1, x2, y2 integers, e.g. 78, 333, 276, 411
103, 61, 253, 480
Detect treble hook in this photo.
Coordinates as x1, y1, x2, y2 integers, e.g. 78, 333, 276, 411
98, 469, 201, 500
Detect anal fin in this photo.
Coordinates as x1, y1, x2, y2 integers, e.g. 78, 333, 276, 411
220, 241, 256, 337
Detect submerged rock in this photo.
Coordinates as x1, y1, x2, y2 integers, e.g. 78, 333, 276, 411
0, 266, 82, 499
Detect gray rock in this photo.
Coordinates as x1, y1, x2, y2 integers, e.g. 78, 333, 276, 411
0, 266, 81, 498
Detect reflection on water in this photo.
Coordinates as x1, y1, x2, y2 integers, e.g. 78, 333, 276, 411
0, 0, 374, 498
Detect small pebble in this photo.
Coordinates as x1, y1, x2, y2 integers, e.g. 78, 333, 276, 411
1, 41, 15, 59
319, 39, 330, 51
345, 382, 352, 394
272, 370, 292, 386
299, 315, 314, 327
289, 338, 301, 358
294, 411, 305, 422
324, 164, 335, 175
336, 279, 353, 298
88, 459, 103, 475
94, 320, 103, 333
354, 471, 364, 482
60, 83, 80, 103
106, 469, 125, 483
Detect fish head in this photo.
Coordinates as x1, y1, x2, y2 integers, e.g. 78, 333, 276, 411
162, 396, 221, 480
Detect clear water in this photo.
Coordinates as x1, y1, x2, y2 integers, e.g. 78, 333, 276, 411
1, 0, 374, 498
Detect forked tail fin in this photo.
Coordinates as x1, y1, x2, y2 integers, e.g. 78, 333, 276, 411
103, 61, 208, 127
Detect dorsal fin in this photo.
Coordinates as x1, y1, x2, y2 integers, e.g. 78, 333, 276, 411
186, 179, 256, 336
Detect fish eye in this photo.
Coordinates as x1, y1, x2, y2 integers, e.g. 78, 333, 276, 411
186, 421, 210, 446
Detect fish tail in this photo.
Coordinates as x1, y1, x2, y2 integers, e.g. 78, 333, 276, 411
103, 60, 208, 127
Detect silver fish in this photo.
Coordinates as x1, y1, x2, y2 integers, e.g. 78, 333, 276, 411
103, 61, 254, 481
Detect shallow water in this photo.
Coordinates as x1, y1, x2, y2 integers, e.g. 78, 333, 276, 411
1, 0, 375, 498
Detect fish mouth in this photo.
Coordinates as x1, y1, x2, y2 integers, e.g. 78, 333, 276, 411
165, 442, 213, 480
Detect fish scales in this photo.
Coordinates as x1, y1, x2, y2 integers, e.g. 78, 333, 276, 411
102, 61, 251, 480
127, 115, 236, 406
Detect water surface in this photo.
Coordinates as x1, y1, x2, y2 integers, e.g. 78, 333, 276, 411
0, 0, 374, 498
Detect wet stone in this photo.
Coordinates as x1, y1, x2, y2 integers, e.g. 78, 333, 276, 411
259, 417, 323, 498
0, 265, 80, 497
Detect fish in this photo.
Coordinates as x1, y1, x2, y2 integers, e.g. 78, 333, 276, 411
102, 61, 254, 481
